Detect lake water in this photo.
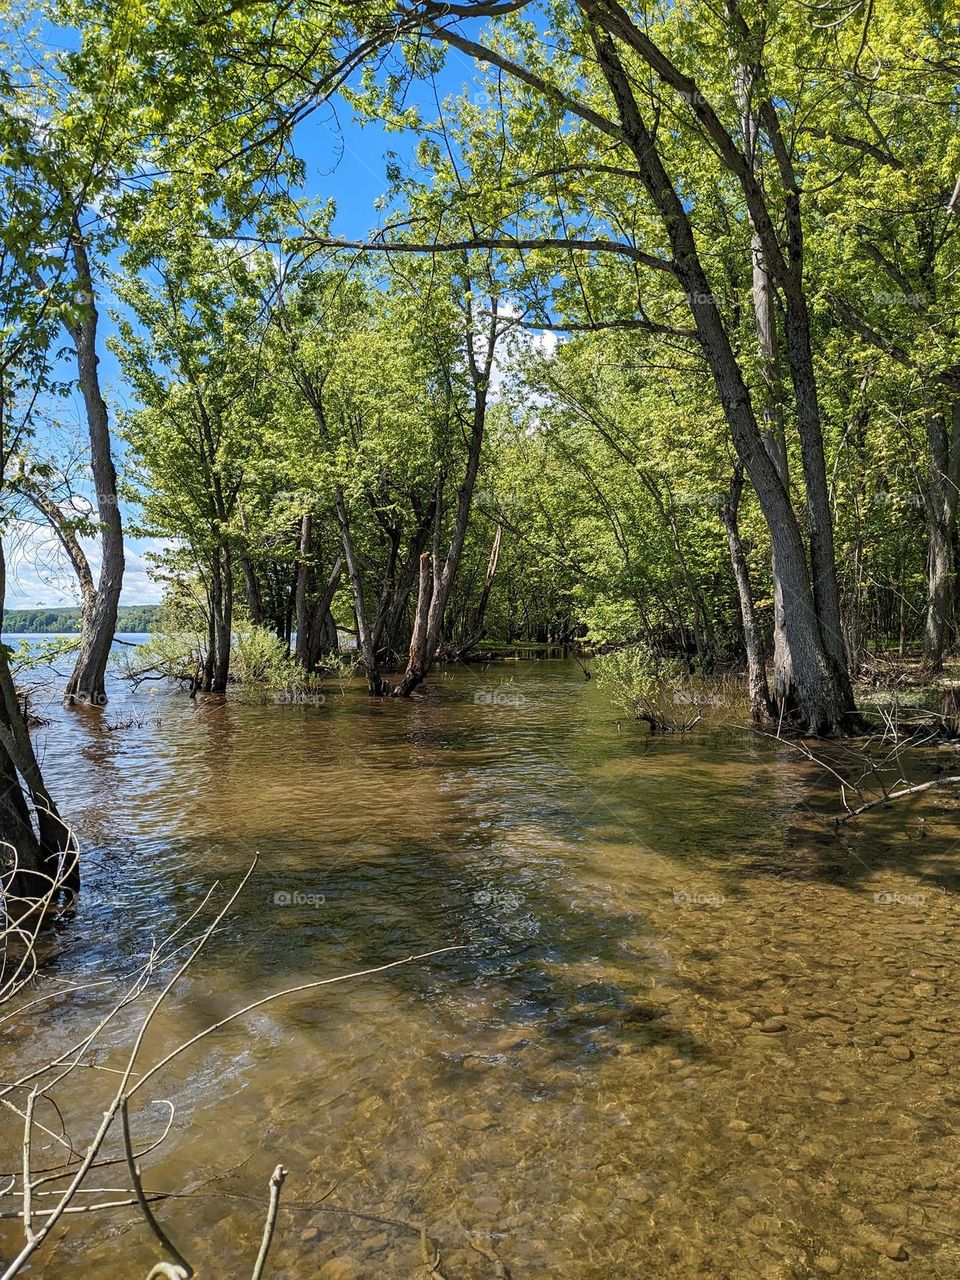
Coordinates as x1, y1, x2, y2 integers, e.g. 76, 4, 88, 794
1, 660, 958, 1278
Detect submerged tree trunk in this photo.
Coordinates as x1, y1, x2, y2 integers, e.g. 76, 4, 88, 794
294, 512, 313, 669
394, 290, 498, 698
400, 552, 433, 691
0, 546, 76, 906
63, 227, 124, 707
0, 743, 47, 908
720, 465, 772, 722
922, 402, 960, 672
587, 25, 855, 733
747, 40, 853, 711
212, 546, 233, 692
0, 670, 74, 901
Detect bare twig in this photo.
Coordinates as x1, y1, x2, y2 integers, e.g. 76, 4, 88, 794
121, 1099, 193, 1277
1, 852, 466, 1280
251, 1164, 287, 1280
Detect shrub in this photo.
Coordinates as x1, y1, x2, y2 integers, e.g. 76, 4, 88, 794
595, 644, 694, 731
231, 624, 294, 684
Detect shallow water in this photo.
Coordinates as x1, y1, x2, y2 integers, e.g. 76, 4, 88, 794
2, 661, 959, 1279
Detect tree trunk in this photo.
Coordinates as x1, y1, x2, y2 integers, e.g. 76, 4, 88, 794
927, 526, 953, 672
923, 403, 960, 671
336, 491, 388, 695
720, 466, 772, 722
783, 289, 852, 703
397, 553, 433, 692
0, 544, 76, 904
241, 555, 265, 627
394, 292, 495, 697
587, 25, 855, 732
0, 741, 48, 909
306, 555, 343, 671
291, 360, 386, 692
320, 609, 339, 655
63, 228, 124, 707
750, 221, 793, 703
458, 522, 503, 656
371, 497, 436, 664
736, 60, 794, 708
209, 546, 233, 693
294, 512, 313, 668
238, 501, 265, 626
14, 475, 98, 624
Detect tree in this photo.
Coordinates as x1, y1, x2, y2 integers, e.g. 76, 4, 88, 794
113, 0, 891, 728
115, 239, 272, 692
0, 11, 128, 703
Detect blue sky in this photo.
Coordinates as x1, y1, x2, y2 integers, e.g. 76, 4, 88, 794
6, 46, 477, 609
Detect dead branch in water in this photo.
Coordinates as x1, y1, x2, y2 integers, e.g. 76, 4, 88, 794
836, 774, 960, 822
0, 855, 466, 1279
456, 1210, 512, 1278
756, 729, 960, 823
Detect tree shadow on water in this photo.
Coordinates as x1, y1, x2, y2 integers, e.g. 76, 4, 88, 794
113, 828, 710, 1085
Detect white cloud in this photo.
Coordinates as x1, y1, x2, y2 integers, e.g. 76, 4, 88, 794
2, 522, 167, 608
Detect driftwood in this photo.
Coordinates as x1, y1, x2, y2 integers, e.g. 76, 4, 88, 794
836, 774, 960, 822
757, 727, 960, 823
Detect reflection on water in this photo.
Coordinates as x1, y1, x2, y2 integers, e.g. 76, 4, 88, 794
2, 661, 959, 1278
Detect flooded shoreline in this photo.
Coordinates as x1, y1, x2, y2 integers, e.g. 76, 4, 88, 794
2, 661, 958, 1278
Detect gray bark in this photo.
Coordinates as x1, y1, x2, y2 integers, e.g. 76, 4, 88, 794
586, 23, 852, 732
720, 465, 772, 722
737, 67, 793, 705
923, 402, 960, 670
63, 228, 124, 706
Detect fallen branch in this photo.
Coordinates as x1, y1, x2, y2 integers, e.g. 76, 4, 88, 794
836, 774, 960, 822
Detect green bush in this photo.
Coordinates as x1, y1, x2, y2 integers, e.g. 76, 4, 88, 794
595, 644, 688, 729
231, 624, 295, 683
121, 630, 200, 683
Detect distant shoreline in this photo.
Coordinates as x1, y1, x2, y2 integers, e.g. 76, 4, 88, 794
3, 605, 160, 635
